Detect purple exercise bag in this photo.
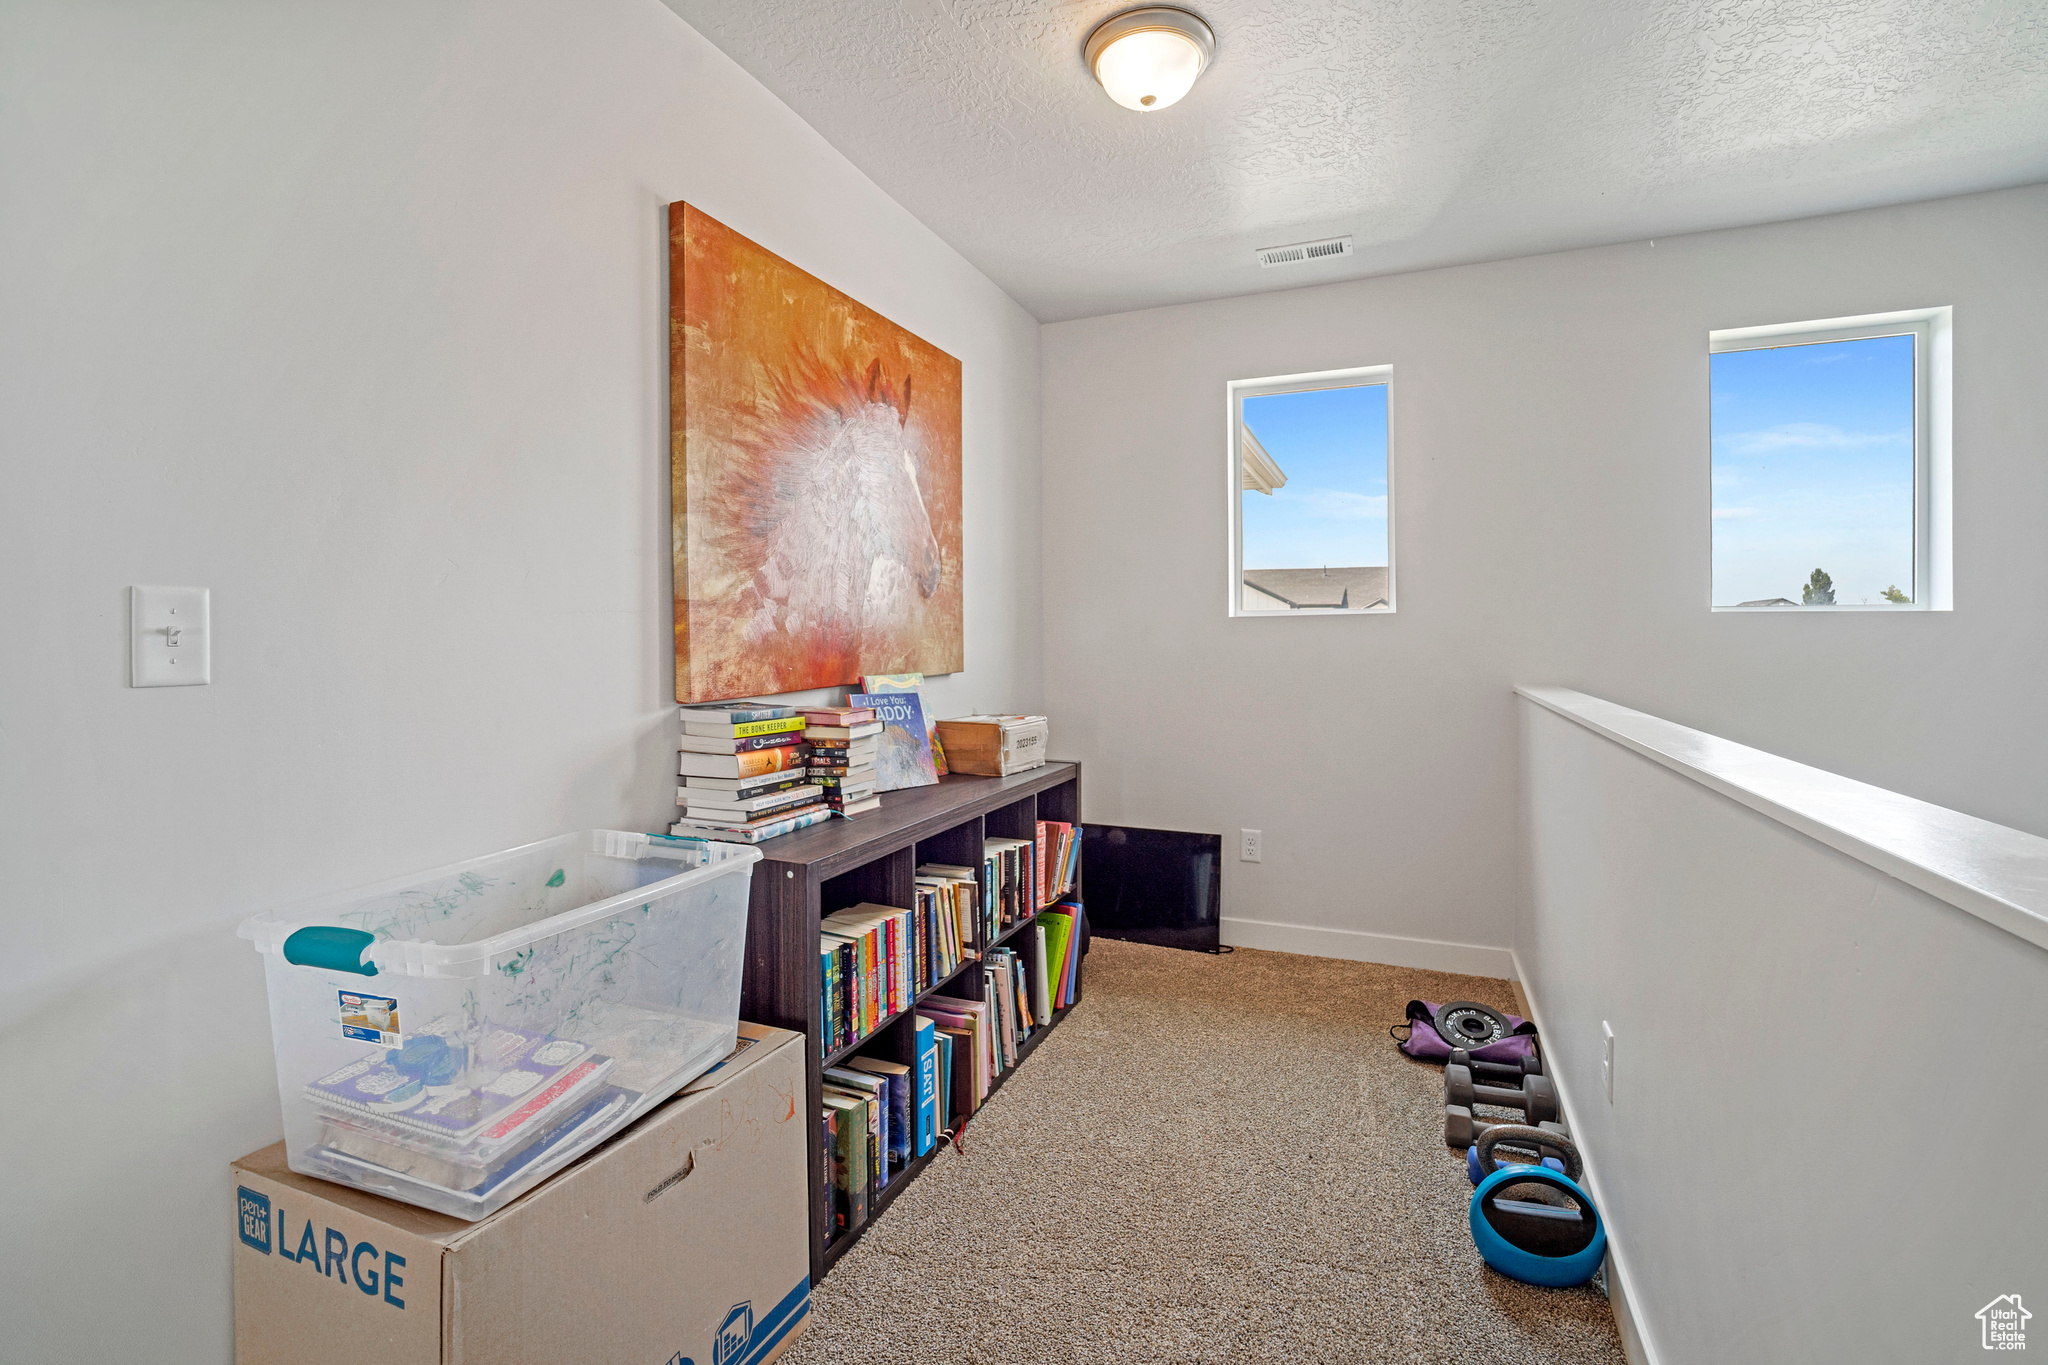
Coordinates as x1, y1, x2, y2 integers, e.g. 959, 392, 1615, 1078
1393, 999, 1539, 1066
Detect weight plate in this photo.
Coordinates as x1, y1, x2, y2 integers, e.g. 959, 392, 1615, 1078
1435, 1001, 1511, 1049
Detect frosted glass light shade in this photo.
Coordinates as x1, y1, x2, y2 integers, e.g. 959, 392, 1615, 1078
1085, 8, 1215, 112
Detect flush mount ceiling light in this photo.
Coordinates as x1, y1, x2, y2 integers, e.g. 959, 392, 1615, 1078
1085, 7, 1215, 112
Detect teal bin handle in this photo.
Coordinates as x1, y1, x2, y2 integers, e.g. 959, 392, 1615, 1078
282, 926, 379, 976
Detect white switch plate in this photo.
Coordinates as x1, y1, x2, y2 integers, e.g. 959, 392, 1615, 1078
131, 585, 210, 687
1239, 829, 1262, 862
1602, 1020, 1615, 1103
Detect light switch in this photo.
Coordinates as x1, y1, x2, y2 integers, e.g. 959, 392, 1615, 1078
131, 585, 210, 687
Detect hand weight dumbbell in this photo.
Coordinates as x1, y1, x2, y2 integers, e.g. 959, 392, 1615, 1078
1445, 1104, 1571, 1152
1444, 1064, 1559, 1124
1449, 1041, 1542, 1083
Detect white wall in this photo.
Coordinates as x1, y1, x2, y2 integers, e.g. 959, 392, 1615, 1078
0, 3, 1040, 1360
1040, 185, 2048, 969
1517, 694, 2048, 1364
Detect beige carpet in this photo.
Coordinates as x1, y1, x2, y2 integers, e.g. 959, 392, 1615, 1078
786, 939, 1625, 1365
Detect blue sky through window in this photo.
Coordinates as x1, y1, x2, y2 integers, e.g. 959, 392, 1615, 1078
1241, 383, 1388, 570
1711, 334, 1915, 606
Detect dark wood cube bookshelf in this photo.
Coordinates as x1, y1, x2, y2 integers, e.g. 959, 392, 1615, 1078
737, 762, 1085, 1280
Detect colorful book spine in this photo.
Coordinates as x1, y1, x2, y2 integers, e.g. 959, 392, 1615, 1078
692, 715, 806, 739
913, 1015, 937, 1157
669, 804, 831, 843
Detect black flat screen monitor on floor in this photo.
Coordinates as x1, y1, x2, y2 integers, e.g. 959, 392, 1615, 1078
1080, 825, 1221, 953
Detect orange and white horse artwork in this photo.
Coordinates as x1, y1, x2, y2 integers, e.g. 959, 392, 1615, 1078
672, 204, 963, 702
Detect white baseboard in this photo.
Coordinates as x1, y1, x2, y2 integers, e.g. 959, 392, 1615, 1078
1510, 949, 1660, 1365
1219, 917, 1517, 979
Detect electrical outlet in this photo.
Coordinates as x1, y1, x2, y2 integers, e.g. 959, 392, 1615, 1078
1602, 1021, 1615, 1103
1239, 829, 1262, 863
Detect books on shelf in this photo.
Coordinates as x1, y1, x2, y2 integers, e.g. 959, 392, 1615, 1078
824, 1066, 891, 1187
1031, 923, 1053, 1022
673, 701, 825, 840
860, 673, 950, 775
820, 904, 910, 1050
846, 1056, 913, 1173
819, 893, 971, 1053
980, 946, 1037, 1070
1040, 901, 1083, 1010
805, 719, 884, 741
668, 803, 831, 844
678, 772, 811, 796
847, 691, 939, 793
815, 760, 880, 818
675, 783, 823, 818
797, 771, 1085, 1256
983, 837, 1033, 930
678, 700, 799, 725
805, 717, 881, 818
920, 995, 991, 1104
912, 864, 977, 970
681, 702, 806, 740
819, 1050, 920, 1239
677, 744, 807, 780
678, 729, 805, 756
1035, 820, 1081, 907
924, 1020, 959, 1136
820, 1091, 869, 1236
686, 715, 803, 740
801, 706, 875, 728
910, 1016, 938, 1158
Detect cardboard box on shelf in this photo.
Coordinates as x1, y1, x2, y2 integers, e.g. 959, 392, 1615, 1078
232, 1024, 808, 1365
933, 714, 1048, 776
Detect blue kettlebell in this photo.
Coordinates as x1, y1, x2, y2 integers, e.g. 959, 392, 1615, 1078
1468, 1125, 1606, 1287
1467, 1141, 1563, 1185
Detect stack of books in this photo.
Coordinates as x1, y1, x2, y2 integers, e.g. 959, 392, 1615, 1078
672, 701, 830, 843
804, 707, 884, 816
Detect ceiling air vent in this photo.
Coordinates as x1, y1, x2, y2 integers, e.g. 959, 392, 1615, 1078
1256, 235, 1354, 268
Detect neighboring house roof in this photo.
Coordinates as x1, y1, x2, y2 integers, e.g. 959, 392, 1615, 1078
1735, 597, 1800, 607
1240, 426, 1286, 495
1242, 566, 1389, 610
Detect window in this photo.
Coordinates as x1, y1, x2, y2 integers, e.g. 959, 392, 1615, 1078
1228, 366, 1394, 615
1709, 308, 1950, 610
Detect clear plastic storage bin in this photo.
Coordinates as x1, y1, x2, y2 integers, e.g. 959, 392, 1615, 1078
240, 830, 758, 1219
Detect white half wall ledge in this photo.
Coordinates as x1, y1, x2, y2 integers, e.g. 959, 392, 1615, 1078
1220, 916, 1517, 979
1516, 686, 2048, 954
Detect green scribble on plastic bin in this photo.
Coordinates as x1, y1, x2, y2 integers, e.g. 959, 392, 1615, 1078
546, 869, 565, 888
499, 946, 534, 978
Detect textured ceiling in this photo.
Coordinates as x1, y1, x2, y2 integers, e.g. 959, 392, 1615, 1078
661, 0, 2048, 321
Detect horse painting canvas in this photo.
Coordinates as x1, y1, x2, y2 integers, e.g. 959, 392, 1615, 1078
670, 204, 963, 703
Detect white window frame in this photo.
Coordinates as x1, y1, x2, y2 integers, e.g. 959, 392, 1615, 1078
1227, 365, 1396, 618
1708, 306, 1952, 611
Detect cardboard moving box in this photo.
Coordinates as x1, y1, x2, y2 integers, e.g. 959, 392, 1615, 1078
934, 714, 1048, 776
233, 1025, 809, 1365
